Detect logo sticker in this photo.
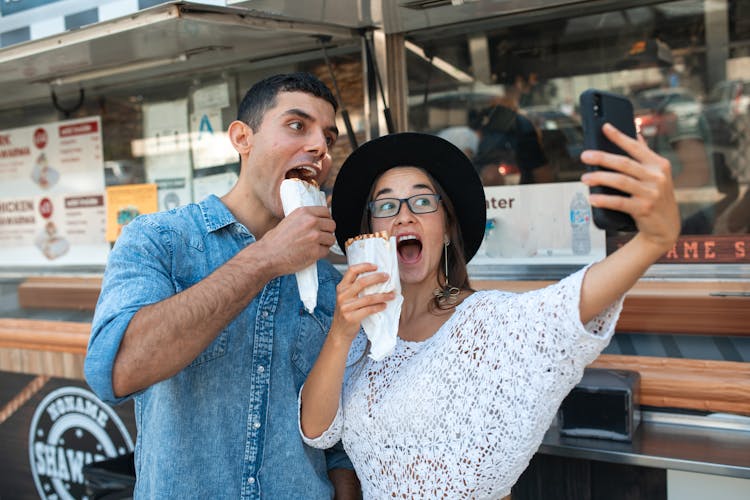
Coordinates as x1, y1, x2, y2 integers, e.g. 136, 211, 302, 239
28, 386, 134, 500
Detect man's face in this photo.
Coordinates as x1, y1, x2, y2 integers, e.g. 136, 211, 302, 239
245, 91, 338, 219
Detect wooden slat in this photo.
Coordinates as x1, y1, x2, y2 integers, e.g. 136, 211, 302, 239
0, 318, 89, 354
17, 276, 102, 311
591, 354, 750, 415
0, 349, 84, 379
474, 279, 750, 336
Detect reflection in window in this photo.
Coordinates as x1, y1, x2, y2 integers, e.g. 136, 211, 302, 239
406, 0, 750, 259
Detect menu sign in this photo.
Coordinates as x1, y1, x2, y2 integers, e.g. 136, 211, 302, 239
0, 117, 108, 267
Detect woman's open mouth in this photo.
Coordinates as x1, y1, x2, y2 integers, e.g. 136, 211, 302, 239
397, 234, 422, 264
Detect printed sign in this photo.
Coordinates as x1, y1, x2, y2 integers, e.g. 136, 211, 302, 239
609, 234, 750, 263
0, 117, 107, 267
28, 386, 134, 500
190, 83, 236, 170
105, 183, 158, 242
141, 99, 192, 211
471, 182, 606, 265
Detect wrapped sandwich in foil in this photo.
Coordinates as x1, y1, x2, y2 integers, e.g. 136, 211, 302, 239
280, 178, 328, 314
345, 231, 403, 361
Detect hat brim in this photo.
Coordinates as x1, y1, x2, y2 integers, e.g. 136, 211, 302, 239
331, 132, 487, 262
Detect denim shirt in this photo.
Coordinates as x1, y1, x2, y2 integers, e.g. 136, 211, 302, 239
85, 195, 349, 499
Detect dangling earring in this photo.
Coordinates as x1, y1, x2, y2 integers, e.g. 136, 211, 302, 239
433, 239, 460, 306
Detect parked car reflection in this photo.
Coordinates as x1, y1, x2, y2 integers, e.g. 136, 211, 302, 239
633, 87, 703, 147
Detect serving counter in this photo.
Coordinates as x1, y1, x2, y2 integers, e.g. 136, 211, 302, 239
1, 276, 749, 499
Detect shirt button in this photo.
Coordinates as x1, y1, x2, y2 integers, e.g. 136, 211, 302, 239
262, 311, 269, 318
248, 477, 255, 484
257, 365, 265, 373
253, 422, 261, 429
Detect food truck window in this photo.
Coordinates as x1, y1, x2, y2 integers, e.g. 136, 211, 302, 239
404, 0, 750, 277
0, 53, 363, 273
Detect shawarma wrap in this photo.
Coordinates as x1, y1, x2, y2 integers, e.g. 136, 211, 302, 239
345, 231, 403, 361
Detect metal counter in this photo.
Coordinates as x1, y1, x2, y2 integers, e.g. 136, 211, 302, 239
540, 412, 750, 479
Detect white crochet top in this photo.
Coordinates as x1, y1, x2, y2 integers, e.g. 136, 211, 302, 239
301, 267, 622, 499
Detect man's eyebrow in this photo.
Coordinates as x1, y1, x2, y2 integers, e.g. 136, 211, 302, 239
283, 108, 339, 137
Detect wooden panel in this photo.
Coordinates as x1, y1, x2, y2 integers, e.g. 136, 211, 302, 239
0, 349, 85, 379
0, 319, 89, 354
591, 354, 750, 415
17, 276, 102, 311
474, 279, 750, 336
13, 276, 750, 334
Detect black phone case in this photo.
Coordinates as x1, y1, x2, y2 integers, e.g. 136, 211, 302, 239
580, 89, 637, 232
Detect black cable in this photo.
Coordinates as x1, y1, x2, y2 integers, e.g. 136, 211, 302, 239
362, 30, 395, 134
318, 37, 358, 150
51, 88, 85, 119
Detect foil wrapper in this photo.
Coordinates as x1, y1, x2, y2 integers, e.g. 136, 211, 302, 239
280, 178, 328, 313
346, 233, 403, 361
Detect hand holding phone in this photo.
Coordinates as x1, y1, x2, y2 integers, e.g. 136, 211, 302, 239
579, 89, 638, 232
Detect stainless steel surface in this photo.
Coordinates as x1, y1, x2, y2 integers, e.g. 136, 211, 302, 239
226, 0, 379, 29
642, 410, 750, 433
0, 1, 359, 108
540, 417, 750, 479
226, 0, 667, 35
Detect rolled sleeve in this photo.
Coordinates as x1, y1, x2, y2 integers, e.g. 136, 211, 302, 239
84, 217, 176, 405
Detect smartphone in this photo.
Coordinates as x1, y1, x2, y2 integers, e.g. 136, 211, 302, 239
579, 89, 637, 232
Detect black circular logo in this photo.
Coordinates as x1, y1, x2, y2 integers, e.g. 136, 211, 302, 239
28, 386, 134, 500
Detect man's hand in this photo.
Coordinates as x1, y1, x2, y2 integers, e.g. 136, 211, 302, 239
256, 205, 336, 276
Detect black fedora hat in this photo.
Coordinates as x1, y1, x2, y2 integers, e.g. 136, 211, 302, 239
331, 132, 487, 262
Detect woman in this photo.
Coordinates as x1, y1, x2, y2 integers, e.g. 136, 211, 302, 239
300, 128, 680, 498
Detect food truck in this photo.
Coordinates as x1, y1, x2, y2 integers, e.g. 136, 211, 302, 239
1, 0, 748, 498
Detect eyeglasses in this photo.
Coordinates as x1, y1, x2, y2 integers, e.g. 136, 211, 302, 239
368, 193, 442, 218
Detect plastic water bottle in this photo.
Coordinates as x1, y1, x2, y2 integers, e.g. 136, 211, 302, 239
570, 192, 591, 255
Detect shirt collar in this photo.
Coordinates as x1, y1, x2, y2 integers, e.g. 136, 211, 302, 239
198, 194, 240, 233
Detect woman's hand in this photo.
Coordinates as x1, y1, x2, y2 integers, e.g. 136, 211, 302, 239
578, 123, 681, 323
330, 263, 395, 344
580, 123, 681, 255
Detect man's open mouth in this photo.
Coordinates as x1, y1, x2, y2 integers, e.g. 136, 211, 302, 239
285, 165, 318, 184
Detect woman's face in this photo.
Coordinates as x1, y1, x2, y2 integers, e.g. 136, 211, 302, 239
370, 167, 446, 286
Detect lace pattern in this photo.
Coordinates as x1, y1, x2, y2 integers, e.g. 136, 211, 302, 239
301, 266, 623, 498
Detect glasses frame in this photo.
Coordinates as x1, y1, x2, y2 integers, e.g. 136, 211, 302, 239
368, 193, 442, 218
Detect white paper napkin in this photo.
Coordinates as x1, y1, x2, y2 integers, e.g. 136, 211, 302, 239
280, 178, 328, 313
346, 235, 403, 361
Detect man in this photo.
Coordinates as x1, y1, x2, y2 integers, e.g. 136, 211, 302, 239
85, 73, 359, 498
472, 68, 555, 186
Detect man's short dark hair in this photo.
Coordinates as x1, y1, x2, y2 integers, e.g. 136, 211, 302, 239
237, 72, 338, 132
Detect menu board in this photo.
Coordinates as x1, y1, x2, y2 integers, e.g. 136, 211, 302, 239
0, 117, 109, 266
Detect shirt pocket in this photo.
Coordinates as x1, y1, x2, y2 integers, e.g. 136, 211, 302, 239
187, 327, 231, 368
291, 309, 331, 381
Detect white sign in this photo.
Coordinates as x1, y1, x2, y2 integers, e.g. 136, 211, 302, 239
0, 118, 104, 197
0, 117, 108, 267
142, 99, 192, 211
472, 182, 606, 265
